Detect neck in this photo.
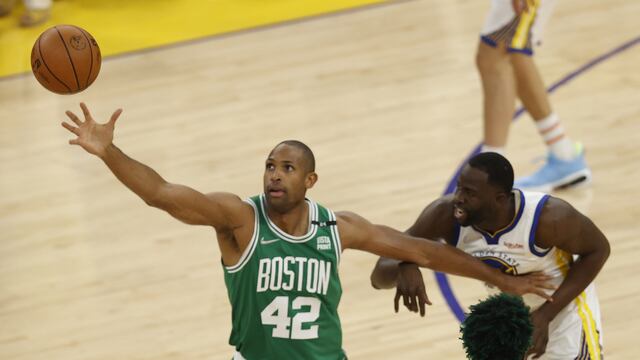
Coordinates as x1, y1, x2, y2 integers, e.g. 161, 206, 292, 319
475, 192, 516, 234
266, 200, 309, 236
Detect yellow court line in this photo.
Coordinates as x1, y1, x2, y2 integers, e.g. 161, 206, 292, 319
0, 0, 387, 78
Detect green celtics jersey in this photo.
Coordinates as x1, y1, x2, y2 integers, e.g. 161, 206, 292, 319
223, 194, 345, 360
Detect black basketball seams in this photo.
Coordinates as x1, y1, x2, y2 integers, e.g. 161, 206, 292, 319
54, 26, 81, 91
73, 25, 94, 88
36, 34, 72, 92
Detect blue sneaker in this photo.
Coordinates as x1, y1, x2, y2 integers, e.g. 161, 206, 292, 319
515, 145, 591, 192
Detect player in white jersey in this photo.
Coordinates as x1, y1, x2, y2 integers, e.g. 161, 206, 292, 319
371, 152, 610, 359
477, 0, 591, 192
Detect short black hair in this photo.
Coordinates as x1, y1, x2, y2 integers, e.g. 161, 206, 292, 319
467, 152, 514, 193
460, 293, 533, 360
273, 140, 316, 173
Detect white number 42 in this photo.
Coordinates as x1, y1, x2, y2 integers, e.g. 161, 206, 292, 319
260, 296, 321, 340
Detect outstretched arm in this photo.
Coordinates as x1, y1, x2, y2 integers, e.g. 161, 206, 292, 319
370, 197, 454, 289
61, 103, 249, 230
338, 211, 553, 299
369, 198, 453, 316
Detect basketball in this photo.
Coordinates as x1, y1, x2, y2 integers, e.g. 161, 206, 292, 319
31, 25, 101, 94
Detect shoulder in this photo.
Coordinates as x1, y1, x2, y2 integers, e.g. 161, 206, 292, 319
534, 195, 581, 248
205, 192, 256, 228
335, 211, 369, 229
407, 195, 457, 242
537, 196, 578, 225
427, 195, 456, 221
205, 192, 254, 210
334, 210, 378, 248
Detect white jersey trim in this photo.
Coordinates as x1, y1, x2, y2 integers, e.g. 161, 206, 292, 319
471, 189, 526, 245
224, 199, 259, 274
528, 194, 552, 257
328, 210, 342, 264
259, 194, 319, 243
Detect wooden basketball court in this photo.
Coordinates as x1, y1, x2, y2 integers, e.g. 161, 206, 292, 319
1, 0, 639, 358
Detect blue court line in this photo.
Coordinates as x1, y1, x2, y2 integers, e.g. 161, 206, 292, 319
436, 35, 640, 323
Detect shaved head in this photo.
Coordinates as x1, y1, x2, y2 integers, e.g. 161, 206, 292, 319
264, 140, 318, 213
270, 140, 315, 173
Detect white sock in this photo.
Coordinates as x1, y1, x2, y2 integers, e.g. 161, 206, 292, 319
481, 145, 506, 156
535, 113, 575, 160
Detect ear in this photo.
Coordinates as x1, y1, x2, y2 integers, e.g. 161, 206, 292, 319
305, 172, 318, 189
495, 190, 509, 203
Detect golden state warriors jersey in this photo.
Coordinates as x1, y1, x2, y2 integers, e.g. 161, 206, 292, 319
455, 190, 603, 359
454, 190, 566, 309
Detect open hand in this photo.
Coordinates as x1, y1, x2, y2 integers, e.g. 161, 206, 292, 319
394, 262, 432, 317
500, 272, 555, 302
62, 102, 122, 158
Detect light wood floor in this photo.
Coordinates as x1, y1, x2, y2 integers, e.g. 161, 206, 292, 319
1, 0, 639, 358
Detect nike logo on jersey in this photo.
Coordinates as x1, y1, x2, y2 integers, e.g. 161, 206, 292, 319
260, 237, 279, 245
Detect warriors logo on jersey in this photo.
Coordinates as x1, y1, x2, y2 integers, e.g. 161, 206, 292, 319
455, 189, 604, 359
476, 254, 519, 275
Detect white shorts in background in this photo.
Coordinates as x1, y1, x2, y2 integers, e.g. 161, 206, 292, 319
480, 0, 558, 55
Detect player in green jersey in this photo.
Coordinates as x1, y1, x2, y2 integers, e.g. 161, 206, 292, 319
61, 103, 553, 360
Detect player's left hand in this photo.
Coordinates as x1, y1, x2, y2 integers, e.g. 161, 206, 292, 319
394, 262, 432, 317
525, 308, 551, 359
500, 272, 556, 301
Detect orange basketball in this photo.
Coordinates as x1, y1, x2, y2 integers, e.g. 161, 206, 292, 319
31, 25, 101, 94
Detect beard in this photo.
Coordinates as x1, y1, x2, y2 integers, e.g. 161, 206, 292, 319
454, 207, 482, 227
265, 194, 294, 214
